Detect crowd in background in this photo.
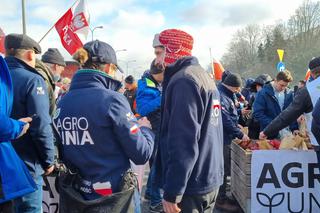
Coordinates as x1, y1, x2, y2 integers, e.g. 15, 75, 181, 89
0, 29, 320, 213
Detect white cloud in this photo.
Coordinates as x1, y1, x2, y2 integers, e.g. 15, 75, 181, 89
0, 1, 20, 18
0, 0, 306, 77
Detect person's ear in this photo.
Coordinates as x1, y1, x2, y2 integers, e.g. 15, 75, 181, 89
26, 50, 35, 62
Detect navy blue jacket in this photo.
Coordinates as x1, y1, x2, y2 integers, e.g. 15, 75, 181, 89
157, 57, 224, 203
312, 98, 320, 144
253, 83, 298, 139
6, 56, 55, 179
136, 72, 161, 136
53, 69, 154, 198
218, 84, 244, 145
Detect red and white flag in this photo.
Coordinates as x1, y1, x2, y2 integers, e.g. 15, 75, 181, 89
0, 28, 5, 54
212, 58, 224, 81
55, 0, 90, 55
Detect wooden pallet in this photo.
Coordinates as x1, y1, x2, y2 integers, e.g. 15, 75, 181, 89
231, 141, 252, 213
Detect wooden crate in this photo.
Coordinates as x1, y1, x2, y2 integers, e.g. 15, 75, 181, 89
231, 141, 252, 213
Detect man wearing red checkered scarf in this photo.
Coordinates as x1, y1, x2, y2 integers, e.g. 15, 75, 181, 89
155, 29, 224, 213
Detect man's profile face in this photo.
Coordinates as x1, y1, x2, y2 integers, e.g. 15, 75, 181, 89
298, 82, 305, 89
54, 64, 65, 76
125, 82, 134, 91
274, 80, 288, 92
154, 46, 164, 57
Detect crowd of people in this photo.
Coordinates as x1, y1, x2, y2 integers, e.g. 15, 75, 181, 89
0, 28, 319, 213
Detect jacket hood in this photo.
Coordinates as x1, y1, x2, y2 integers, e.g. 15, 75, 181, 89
69, 69, 122, 92
164, 56, 199, 81
141, 70, 152, 79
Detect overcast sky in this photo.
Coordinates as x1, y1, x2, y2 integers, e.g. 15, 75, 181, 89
0, 0, 304, 76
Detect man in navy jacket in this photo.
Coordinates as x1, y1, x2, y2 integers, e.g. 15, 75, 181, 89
217, 72, 249, 212
5, 34, 55, 213
156, 29, 224, 213
253, 70, 298, 139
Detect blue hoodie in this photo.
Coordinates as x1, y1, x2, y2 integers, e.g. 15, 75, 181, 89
53, 69, 154, 199
0, 56, 36, 203
156, 57, 224, 203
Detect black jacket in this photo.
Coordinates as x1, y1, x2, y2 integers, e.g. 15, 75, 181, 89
124, 87, 137, 114
264, 87, 313, 137
156, 56, 224, 203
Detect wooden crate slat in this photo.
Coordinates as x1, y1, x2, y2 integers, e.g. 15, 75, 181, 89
231, 150, 251, 175
231, 140, 252, 213
231, 160, 251, 186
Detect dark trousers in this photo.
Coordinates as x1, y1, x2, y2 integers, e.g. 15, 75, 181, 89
0, 201, 13, 213
217, 145, 231, 200
178, 189, 219, 213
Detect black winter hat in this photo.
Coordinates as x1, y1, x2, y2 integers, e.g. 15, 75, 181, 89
42, 48, 66, 67
125, 75, 135, 84
253, 74, 273, 86
5, 33, 41, 54
309, 57, 320, 71
223, 73, 242, 87
221, 70, 231, 82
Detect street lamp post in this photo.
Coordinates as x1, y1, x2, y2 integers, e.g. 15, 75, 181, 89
125, 60, 136, 76
90, 26, 103, 41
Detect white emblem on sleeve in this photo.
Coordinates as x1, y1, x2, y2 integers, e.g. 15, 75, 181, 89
36, 87, 45, 95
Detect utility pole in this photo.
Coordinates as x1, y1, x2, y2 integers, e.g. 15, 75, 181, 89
22, 0, 27, 34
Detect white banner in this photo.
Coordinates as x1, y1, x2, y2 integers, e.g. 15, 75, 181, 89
251, 150, 320, 213
42, 176, 59, 213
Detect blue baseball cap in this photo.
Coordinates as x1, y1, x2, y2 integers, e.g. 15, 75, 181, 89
83, 40, 123, 73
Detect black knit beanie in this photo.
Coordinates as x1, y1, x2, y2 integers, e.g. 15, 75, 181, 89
223, 73, 242, 87
42, 48, 66, 67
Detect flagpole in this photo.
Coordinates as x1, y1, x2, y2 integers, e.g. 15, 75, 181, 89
38, 0, 79, 43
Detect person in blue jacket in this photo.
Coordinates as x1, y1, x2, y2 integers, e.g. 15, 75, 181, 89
4, 34, 55, 213
136, 59, 164, 212
53, 40, 154, 211
0, 55, 36, 213
312, 98, 320, 143
253, 70, 298, 139
155, 29, 224, 213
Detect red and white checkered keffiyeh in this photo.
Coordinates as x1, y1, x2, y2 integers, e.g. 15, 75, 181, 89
159, 29, 194, 65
